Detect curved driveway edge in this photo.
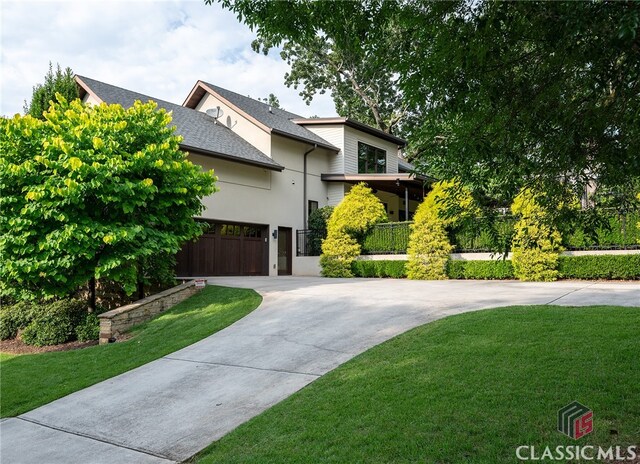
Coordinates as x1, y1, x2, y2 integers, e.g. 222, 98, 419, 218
2, 278, 639, 463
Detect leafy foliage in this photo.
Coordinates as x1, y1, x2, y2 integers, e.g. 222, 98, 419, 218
215, 0, 415, 136
558, 255, 640, 280
320, 183, 387, 277
307, 206, 334, 256
75, 313, 101, 342
510, 189, 563, 281
308, 205, 334, 231
446, 260, 514, 280
0, 302, 35, 340
351, 260, 406, 279
23, 63, 78, 119
218, 1, 640, 207
20, 299, 87, 346
0, 96, 217, 301
406, 180, 474, 280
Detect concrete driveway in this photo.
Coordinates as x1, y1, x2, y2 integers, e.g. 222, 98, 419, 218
2, 277, 639, 463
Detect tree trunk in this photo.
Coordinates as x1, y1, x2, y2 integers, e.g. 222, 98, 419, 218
88, 276, 96, 313
137, 260, 145, 300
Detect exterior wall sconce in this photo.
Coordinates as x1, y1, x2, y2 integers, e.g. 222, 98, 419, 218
272, 229, 278, 239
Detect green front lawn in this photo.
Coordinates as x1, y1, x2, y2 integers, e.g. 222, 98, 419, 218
194, 305, 639, 463
1, 286, 261, 417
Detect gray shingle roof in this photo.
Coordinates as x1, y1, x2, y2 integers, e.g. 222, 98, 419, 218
76, 76, 283, 171
200, 81, 337, 151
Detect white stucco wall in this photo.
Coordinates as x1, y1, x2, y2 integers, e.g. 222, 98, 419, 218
187, 132, 332, 275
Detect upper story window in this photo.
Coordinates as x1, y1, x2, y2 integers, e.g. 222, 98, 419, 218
358, 142, 386, 173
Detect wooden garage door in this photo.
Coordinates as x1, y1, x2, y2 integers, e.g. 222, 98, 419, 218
176, 222, 268, 277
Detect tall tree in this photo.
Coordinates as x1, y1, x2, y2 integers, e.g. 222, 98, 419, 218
24, 62, 79, 119
396, 1, 640, 203
217, 0, 640, 206
214, 0, 414, 135
1, 96, 217, 306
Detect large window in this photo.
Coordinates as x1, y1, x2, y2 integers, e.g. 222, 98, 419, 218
358, 142, 386, 173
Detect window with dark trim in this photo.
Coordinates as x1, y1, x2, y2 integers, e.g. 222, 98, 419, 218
308, 200, 319, 219
358, 142, 386, 174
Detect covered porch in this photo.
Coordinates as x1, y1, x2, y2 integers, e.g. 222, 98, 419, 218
321, 173, 432, 222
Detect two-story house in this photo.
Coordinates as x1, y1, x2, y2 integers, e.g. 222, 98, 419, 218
75, 76, 429, 277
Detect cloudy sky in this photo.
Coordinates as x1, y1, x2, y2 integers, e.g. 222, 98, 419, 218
0, 0, 337, 117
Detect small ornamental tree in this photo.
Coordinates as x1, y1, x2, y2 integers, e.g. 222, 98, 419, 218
407, 180, 475, 280
0, 96, 217, 306
320, 183, 387, 277
510, 189, 563, 282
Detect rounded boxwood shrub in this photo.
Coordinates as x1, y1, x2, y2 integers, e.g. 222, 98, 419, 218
0, 301, 35, 340
21, 299, 87, 346
75, 313, 100, 342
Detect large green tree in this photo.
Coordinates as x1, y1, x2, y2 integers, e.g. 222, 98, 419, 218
398, 1, 640, 204
23, 62, 78, 119
217, 0, 640, 205
0, 96, 217, 306
214, 0, 414, 135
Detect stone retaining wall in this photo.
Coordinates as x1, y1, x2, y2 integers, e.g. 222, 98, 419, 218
98, 280, 204, 344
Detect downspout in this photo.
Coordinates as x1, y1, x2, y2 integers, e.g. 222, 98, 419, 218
303, 144, 318, 228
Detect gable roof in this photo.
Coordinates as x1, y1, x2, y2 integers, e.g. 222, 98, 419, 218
75, 76, 284, 171
183, 81, 338, 152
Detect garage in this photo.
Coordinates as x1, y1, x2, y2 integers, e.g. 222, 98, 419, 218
176, 221, 269, 277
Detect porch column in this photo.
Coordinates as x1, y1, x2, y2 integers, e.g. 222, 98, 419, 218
404, 186, 409, 220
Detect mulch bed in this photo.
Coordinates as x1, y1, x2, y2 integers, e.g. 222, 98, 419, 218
0, 338, 98, 355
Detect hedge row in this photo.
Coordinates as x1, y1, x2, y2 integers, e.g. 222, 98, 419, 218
351, 260, 407, 278
360, 212, 640, 255
350, 254, 640, 280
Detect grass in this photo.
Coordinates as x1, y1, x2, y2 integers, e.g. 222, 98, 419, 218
193, 305, 639, 464
0, 285, 261, 417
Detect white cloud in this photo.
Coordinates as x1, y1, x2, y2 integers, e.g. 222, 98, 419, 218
0, 0, 337, 117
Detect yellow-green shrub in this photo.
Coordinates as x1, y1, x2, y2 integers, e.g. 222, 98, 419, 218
320, 183, 387, 277
406, 180, 474, 280
510, 189, 563, 281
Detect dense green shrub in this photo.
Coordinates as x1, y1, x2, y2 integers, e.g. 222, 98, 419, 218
321, 184, 387, 277
558, 254, 640, 280
75, 313, 101, 342
510, 189, 563, 281
320, 234, 361, 278
350, 254, 639, 280
21, 299, 87, 346
351, 260, 407, 278
407, 180, 475, 280
447, 260, 514, 280
0, 301, 35, 340
307, 206, 334, 255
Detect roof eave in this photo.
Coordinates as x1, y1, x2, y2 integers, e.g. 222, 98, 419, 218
74, 75, 103, 104
270, 128, 339, 152
293, 117, 407, 147
181, 144, 284, 172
